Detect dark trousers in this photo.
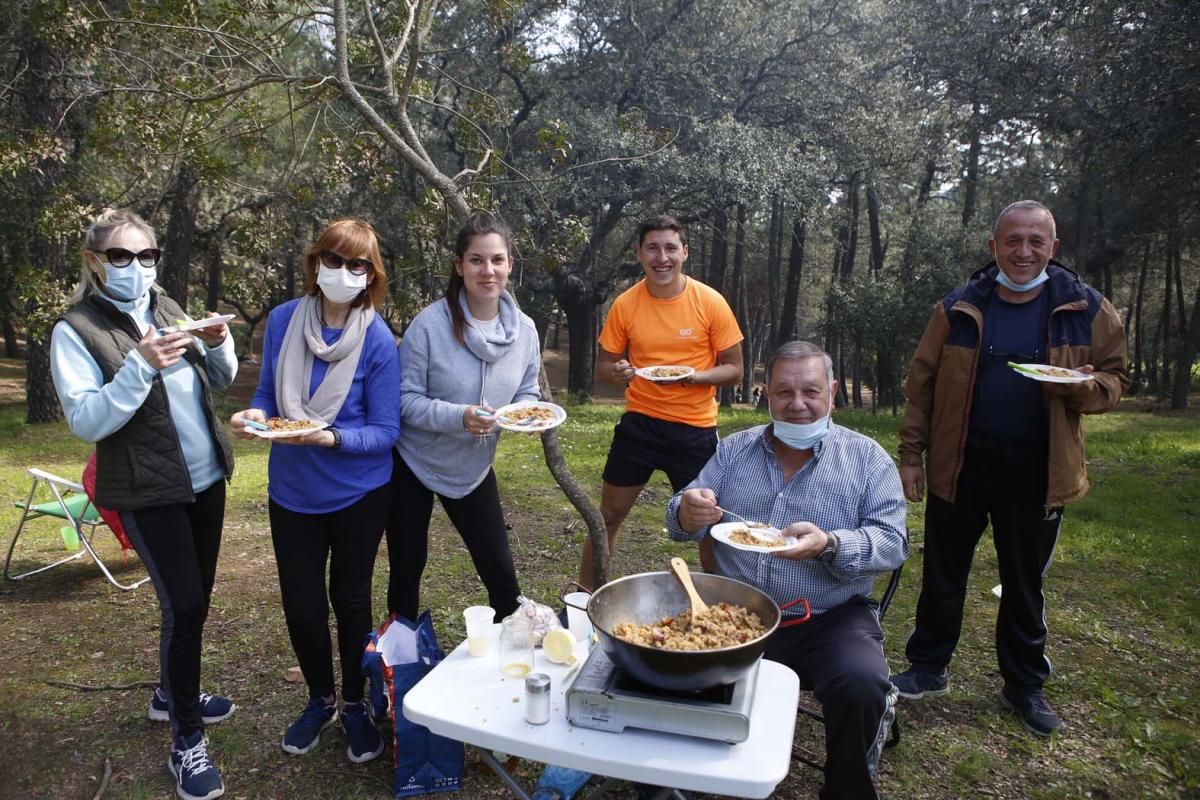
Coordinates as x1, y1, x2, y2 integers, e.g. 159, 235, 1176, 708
269, 484, 390, 703
906, 441, 1063, 692
386, 451, 521, 621
121, 480, 226, 739
764, 597, 894, 800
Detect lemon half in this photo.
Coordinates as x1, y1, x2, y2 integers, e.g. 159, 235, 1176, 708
542, 628, 577, 664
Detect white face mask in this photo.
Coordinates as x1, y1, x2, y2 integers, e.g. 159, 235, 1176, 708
102, 263, 156, 301
317, 265, 367, 305
771, 412, 831, 450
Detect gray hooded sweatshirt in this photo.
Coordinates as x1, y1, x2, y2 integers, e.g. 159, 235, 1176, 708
397, 291, 542, 497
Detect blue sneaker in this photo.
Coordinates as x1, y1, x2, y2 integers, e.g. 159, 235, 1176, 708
1000, 686, 1062, 737
534, 764, 593, 800
889, 668, 949, 699
150, 688, 237, 724
341, 701, 385, 763
168, 731, 224, 800
282, 697, 338, 755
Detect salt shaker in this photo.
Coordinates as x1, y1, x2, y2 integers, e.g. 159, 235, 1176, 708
524, 673, 551, 725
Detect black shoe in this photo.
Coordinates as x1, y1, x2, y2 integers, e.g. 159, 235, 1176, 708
1000, 687, 1062, 737
889, 668, 948, 699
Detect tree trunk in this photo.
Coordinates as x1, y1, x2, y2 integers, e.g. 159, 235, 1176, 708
778, 217, 805, 346
205, 246, 222, 313
1131, 239, 1150, 394
852, 333, 863, 407
1160, 250, 1173, 398
22, 31, 72, 424
901, 160, 937, 281
709, 205, 729, 293
866, 178, 885, 273
161, 162, 200, 305
843, 172, 861, 279
767, 196, 782, 345
2, 313, 18, 357
1171, 284, 1200, 409
961, 103, 982, 228
561, 296, 597, 399
721, 203, 747, 408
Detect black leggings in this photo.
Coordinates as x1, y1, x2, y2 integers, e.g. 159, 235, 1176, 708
386, 450, 521, 621
269, 483, 390, 703
120, 480, 226, 740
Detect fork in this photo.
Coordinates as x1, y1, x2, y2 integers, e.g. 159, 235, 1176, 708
714, 506, 784, 543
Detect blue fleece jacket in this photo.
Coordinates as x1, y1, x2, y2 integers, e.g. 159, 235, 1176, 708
251, 298, 401, 513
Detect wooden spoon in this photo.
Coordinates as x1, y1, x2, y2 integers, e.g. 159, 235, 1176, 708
669, 556, 710, 625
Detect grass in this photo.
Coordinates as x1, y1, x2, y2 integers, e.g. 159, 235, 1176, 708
0, 354, 1197, 799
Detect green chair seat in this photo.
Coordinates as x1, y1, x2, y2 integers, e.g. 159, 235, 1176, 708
16, 493, 101, 524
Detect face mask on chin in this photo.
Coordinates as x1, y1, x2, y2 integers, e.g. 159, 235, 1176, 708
101, 263, 156, 302
317, 265, 367, 305
771, 413, 831, 451
995, 266, 1049, 293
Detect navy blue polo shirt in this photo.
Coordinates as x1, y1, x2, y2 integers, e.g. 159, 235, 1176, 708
968, 291, 1050, 446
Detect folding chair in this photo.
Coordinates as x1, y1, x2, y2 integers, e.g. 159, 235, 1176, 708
793, 564, 904, 771
3, 467, 149, 591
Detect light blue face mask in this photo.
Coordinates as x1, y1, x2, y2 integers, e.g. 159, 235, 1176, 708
772, 413, 830, 450
995, 267, 1049, 293
102, 262, 156, 301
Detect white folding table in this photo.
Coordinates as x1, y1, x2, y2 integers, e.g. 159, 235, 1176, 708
403, 625, 800, 800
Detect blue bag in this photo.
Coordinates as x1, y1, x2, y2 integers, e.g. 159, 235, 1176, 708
363, 611, 464, 797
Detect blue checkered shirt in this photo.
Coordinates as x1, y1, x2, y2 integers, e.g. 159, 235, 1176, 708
665, 423, 908, 617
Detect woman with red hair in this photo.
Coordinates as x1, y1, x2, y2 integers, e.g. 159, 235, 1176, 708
231, 218, 400, 764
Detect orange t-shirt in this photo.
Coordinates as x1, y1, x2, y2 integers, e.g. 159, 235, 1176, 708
598, 277, 743, 428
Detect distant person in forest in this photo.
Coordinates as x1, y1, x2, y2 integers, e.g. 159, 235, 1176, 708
52, 208, 236, 800
891, 200, 1129, 736
231, 219, 400, 765
385, 212, 542, 622
577, 214, 743, 588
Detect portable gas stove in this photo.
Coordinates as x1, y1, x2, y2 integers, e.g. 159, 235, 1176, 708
565, 645, 757, 744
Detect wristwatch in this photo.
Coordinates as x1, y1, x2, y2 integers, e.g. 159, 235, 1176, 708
329, 428, 343, 450
818, 531, 839, 564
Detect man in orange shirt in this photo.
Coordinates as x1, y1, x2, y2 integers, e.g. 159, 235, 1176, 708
577, 215, 743, 587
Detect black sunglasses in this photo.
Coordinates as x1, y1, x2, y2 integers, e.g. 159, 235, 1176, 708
91, 247, 161, 268
319, 249, 374, 276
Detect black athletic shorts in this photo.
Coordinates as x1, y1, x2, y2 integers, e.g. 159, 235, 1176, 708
601, 411, 719, 491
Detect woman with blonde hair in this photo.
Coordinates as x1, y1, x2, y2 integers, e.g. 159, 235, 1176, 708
51, 208, 236, 800
231, 218, 400, 764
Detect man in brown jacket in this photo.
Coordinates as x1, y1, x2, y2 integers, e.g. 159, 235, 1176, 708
891, 200, 1128, 736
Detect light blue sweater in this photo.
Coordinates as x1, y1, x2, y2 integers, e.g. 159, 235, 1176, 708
50, 295, 237, 494
397, 292, 541, 498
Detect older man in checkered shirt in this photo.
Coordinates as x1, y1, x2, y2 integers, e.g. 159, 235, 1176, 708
666, 340, 908, 800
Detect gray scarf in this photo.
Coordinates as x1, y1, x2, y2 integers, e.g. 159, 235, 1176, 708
275, 295, 374, 424
460, 290, 521, 363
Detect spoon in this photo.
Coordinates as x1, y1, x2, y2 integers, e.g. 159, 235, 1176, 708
669, 556, 709, 625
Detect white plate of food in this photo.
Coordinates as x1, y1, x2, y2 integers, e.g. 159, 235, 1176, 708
492, 401, 567, 432
1007, 362, 1094, 384
247, 417, 330, 439
634, 365, 695, 383
160, 314, 236, 334
709, 521, 795, 554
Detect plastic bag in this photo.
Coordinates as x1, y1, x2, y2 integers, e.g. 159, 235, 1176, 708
510, 595, 562, 646
363, 612, 463, 797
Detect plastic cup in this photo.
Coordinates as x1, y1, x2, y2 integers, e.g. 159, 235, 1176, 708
563, 592, 591, 641
463, 606, 495, 657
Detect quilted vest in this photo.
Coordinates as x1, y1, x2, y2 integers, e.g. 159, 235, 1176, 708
60, 292, 234, 510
